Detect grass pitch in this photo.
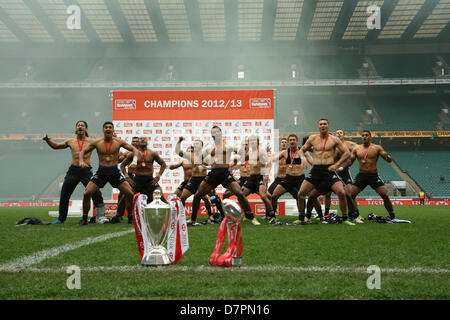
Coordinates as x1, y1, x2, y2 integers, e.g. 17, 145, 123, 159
0, 205, 449, 300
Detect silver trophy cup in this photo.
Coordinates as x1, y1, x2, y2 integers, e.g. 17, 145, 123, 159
142, 190, 171, 266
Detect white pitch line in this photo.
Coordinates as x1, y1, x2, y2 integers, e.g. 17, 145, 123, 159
0, 229, 134, 272
5, 265, 449, 274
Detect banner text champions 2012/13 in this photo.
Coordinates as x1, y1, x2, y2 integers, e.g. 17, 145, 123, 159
144, 99, 243, 109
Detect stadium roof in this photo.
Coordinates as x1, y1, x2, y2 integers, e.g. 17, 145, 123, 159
0, 0, 448, 47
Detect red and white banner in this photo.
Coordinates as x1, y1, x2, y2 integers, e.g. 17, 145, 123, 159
329, 199, 450, 206
167, 195, 189, 264
112, 89, 275, 195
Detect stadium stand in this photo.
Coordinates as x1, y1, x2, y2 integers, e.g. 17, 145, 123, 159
366, 95, 443, 131
300, 55, 364, 80
370, 54, 437, 78
389, 150, 450, 197
103, 58, 165, 81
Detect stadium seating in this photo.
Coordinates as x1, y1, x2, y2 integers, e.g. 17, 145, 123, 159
277, 93, 368, 132
367, 95, 442, 131
370, 54, 437, 78
389, 150, 450, 197
300, 55, 364, 79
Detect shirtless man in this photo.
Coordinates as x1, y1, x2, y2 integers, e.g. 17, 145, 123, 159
191, 126, 259, 225
271, 134, 307, 219
240, 135, 276, 224
320, 129, 361, 222
118, 136, 167, 214
298, 119, 354, 225
350, 130, 397, 220
43, 121, 105, 224
268, 138, 288, 196
115, 136, 139, 223
173, 138, 213, 225
79, 121, 138, 226
223, 139, 250, 199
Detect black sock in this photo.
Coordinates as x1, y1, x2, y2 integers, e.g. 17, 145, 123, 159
325, 207, 330, 216
298, 212, 305, 221
389, 212, 395, 219
315, 205, 323, 219
245, 211, 255, 220
82, 213, 88, 222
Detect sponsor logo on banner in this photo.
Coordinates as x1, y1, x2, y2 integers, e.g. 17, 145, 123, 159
250, 98, 271, 109
162, 137, 170, 141
115, 99, 136, 110
255, 204, 266, 215
156, 129, 162, 134
255, 122, 262, 126
126, 130, 133, 134
124, 122, 133, 127
144, 130, 152, 134
225, 122, 232, 126
165, 122, 172, 127
213, 122, 222, 127
243, 122, 251, 126
153, 144, 162, 148
154, 122, 162, 127
174, 129, 182, 134
115, 130, 123, 134
136, 122, 143, 127
165, 144, 172, 148
183, 123, 192, 127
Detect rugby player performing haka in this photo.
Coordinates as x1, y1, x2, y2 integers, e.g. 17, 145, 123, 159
78, 122, 138, 226
190, 126, 260, 225
115, 136, 139, 224
298, 119, 355, 226
115, 136, 167, 223
43, 121, 106, 224
223, 138, 250, 199
314, 129, 362, 223
349, 130, 398, 220
173, 137, 214, 225
239, 135, 277, 224
271, 134, 323, 221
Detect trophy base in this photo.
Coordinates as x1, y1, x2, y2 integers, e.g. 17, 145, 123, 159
232, 257, 243, 267
141, 247, 171, 266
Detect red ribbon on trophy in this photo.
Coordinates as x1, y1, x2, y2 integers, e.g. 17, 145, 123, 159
209, 200, 243, 268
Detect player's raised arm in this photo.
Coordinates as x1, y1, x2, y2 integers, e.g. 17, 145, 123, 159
119, 139, 139, 159
79, 139, 98, 168
120, 152, 136, 187
350, 146, 358, 165
328, 137, 350, 172
169, 161, 183, 170
43, 135, 69, 150
379, 145, 392, 163
299, 136, 312, 159
175, 136, 189, 159
152, 151, 167, 185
